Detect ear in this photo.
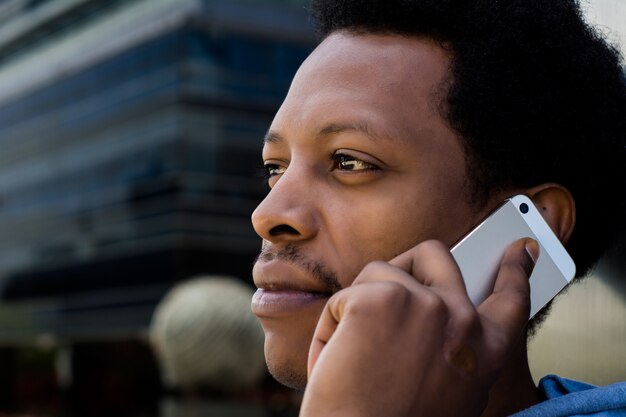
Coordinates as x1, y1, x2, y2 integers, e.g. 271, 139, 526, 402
526, 184, 576, 244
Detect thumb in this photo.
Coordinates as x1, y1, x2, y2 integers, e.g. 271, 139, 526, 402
478, 238, 538, 343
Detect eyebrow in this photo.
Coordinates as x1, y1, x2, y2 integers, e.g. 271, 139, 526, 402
264, 130, 284, 143
263, 121, 390, 144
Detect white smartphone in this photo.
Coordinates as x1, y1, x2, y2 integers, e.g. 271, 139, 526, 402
450, 194, 576, 318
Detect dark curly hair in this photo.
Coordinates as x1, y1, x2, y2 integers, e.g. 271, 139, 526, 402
310, 0, 626, 280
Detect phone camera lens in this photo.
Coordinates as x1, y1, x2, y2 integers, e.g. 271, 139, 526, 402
520, 203, 529, 214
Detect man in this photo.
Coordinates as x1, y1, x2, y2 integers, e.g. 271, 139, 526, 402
250, 0, 626, 415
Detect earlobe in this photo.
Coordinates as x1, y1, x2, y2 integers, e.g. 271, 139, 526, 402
526, 184, 576, 244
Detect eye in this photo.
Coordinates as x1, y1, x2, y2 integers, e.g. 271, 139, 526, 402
262, 163, 287, 179
333, 153, 379, 172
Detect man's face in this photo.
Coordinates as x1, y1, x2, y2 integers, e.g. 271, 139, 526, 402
251, 32, 499, 389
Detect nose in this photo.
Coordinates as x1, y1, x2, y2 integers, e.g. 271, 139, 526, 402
251, 172, 319, 244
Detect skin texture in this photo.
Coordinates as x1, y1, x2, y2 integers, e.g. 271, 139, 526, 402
251, 32, 575, 416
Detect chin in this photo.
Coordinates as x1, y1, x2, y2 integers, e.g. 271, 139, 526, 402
267, 359, 308, 391
263, 329, 312, 391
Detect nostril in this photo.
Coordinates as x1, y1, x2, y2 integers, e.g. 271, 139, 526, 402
269, 224, 300, 236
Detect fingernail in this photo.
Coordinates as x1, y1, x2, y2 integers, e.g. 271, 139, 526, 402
523, 239, 539, 277
525, 239, 539, 264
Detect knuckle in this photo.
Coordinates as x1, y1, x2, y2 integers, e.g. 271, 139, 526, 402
373, 281, 412, 306
495, 283, 531, 310
400, 239, 449, 259
421, 239, 448, 251
499, 257, 518, 275
510, 287, 531, 306
362, 260, 388, 274
501, 256, 531, 281
348, 281, 412, 318
455, 308, 480, 333
355, 260, 389, 283
417, 239, 449, 253
419, 290, 447, 315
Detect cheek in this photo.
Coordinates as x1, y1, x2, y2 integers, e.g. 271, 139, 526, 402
325, 185, 474, 285
324, 198, 433, 283
319, 158, 474, 286
362, 201, 434, 254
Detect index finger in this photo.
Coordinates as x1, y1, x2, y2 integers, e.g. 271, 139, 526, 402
388, 240, 468, 293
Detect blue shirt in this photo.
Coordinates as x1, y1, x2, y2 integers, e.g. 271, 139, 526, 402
511, 374, 626, 416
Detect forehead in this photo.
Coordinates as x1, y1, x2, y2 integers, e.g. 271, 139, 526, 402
270, 32, 454, 144
299, 32, 450, 92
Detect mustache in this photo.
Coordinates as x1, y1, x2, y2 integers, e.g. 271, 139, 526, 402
255, 243, 342, 294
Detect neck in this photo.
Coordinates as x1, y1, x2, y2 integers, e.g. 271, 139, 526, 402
480, 338, 543, 417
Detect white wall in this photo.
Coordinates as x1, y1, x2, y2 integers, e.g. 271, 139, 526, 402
583, 0, 626, 56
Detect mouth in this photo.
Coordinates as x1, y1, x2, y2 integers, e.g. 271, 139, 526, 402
251, 288, 331, 318
251, 259, 334, 319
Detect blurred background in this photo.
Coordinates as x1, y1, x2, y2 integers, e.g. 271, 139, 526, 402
0, 0, 621, 416
527, 0, 626, 386
0, 0, 314, 415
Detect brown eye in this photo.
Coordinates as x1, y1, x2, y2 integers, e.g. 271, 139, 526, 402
334, 154, 378, 171
264, 163, 287, 178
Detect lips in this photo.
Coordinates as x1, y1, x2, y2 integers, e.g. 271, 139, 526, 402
251, 259, 333, 318
251, 289, 330, 318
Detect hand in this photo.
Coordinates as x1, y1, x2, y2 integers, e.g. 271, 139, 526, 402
300, 238, 538, 417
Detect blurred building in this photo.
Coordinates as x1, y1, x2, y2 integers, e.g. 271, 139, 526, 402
0, 0, 314, 415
